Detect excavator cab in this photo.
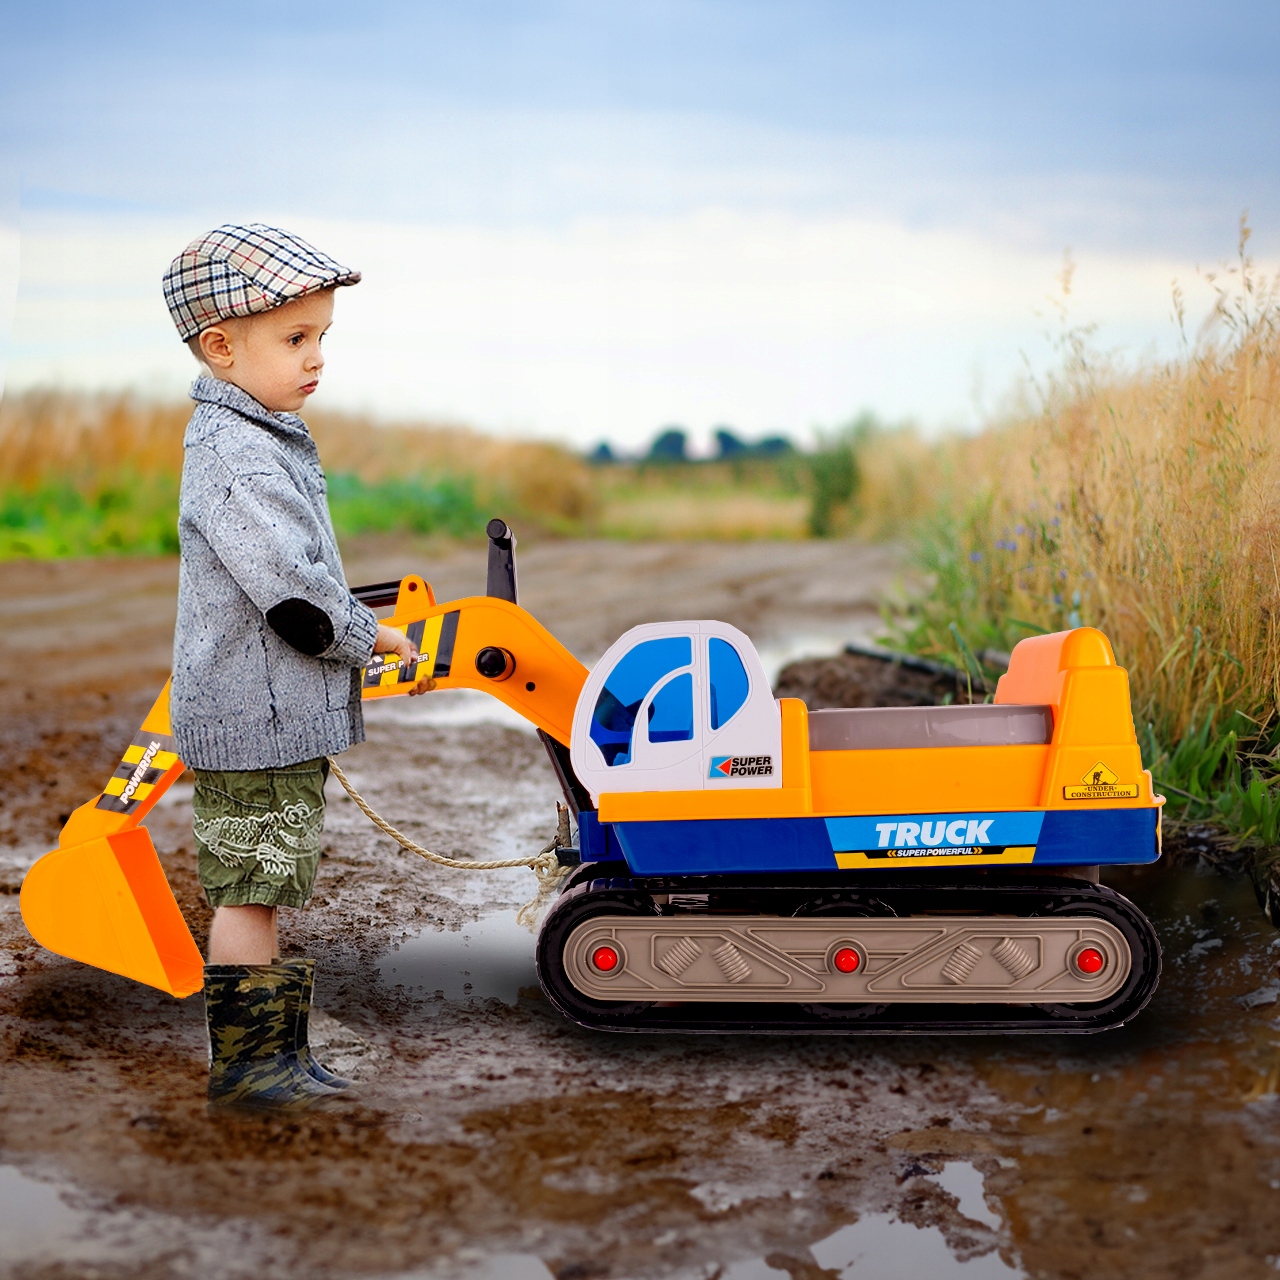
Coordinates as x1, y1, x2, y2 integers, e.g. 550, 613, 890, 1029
569, 621, 782, 802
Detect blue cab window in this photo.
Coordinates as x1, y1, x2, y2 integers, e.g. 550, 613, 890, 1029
590, 637, 692, 766
708, 638, 749, 730
647, 673, 694, 743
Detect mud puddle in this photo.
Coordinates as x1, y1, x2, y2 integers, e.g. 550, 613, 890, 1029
0, 1163, 293, 1275
705, 1159, 1021, 1279
0, 1166, 99, 1267
4, 541, 1280, 1279
380, 909, 537, 1007
455, 1164, 1023, 1280
365, 687, 537, 734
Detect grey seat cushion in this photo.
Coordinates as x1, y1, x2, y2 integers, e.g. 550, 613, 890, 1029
808, 704, 1054, 751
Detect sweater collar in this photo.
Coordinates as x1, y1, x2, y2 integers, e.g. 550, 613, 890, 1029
189, 376, 310, 437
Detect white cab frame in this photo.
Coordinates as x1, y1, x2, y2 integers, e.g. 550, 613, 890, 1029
570, 620, 783, 804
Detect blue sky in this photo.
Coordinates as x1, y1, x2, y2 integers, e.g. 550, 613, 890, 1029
2, 2, 1277, 446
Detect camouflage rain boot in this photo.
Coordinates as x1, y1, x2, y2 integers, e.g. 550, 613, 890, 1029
204, 963, 342, 1109
283, 958, 354, 1091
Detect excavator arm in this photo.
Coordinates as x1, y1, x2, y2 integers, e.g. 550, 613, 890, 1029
20, 520, 588, 997
357, 575, 587, 746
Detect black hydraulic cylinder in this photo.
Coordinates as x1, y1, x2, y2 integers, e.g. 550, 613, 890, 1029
485, 517, 519, 604
350, 579, 403, 608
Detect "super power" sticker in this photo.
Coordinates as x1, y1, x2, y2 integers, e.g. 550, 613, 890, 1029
824, 811, 1045, 854
709, 755, 774, 778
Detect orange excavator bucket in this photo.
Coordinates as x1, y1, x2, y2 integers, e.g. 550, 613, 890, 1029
20, 558, 588, 997
20, 682, 206, 998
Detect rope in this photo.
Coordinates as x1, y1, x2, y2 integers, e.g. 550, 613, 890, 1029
325, 755, 572, 927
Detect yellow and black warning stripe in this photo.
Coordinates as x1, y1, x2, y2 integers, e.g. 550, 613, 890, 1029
95, 731, 180, 814
401, 619, 427, 681
433, 611, 458, 678
361, 610, 459, 691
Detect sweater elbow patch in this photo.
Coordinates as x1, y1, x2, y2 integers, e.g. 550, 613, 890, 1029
266, 598, 336, 656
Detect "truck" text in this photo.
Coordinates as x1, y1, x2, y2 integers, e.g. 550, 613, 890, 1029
874, 819, 994, 848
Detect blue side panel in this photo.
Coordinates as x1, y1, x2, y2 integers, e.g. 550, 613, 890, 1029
577, 810, 610, 862
602, 807, 1162, 874
613, 817, 837, 874
1035, 807, 1160, 864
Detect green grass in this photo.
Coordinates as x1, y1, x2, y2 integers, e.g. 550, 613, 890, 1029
0, 478, 182, 558
0, 453, 866, 557
325, 473, 489, 539
0, 472, 493, 559
1138, 714, 1280, 849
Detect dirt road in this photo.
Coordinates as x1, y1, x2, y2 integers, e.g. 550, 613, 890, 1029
2, 539, 1279, 1280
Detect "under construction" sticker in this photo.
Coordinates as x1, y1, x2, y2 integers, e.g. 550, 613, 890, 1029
1063, 761, 1140, 801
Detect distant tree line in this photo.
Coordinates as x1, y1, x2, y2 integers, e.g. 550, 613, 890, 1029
588, 425, 795, 465
586, 412, 883, 538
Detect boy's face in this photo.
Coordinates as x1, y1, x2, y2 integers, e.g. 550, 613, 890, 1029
197, 290, 335, 413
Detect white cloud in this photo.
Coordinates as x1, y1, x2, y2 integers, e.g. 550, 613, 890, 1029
4, 208, 1233, 449
0, 160, 19, 398
0, 221, 19, 399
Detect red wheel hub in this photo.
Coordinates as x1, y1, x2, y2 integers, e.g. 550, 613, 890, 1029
1075, 946, 1105, 975
591, 945, 620, 973
832, 946, 861, 974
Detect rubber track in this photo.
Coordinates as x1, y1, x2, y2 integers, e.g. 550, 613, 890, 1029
535, 872, 1162, 1035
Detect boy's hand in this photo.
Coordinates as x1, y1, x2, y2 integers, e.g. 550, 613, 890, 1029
374, 623, 435, 695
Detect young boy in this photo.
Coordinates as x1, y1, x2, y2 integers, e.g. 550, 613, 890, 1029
163, 224, 428, 1108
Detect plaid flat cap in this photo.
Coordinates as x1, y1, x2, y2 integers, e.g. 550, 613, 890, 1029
163, 223, 361, 341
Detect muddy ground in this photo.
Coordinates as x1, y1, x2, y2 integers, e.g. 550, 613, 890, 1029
3, 538, 1280, 1280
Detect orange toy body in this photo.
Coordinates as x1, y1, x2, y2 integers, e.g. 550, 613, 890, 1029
19, 527, 1163, 1039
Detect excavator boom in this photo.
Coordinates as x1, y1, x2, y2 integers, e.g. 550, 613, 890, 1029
20, 522, 588, 997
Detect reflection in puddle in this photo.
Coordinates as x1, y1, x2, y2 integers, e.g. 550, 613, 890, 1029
379, 909, 537, 1006
0, 1165, 92, 1265
929, 1160, 1004, 1232
441, 1163, 1016, 1279
451, 1253, 555, 1279
806, 1211, 1022, 1278
363, 688, 536, 733
718, 1161, 1019, 1279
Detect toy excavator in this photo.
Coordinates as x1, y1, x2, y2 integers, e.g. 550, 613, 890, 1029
21, 520, 1163, 1035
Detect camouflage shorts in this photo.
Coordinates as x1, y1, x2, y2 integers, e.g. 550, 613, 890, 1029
192, 759, 329, 909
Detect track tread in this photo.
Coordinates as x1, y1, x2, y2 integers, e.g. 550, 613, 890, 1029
536, 873, 1161, 1035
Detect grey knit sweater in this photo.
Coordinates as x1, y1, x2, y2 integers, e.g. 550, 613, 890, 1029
171, 377, 380, 770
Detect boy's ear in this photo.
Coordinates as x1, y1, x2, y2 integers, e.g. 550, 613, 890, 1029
198, 325, 235, 369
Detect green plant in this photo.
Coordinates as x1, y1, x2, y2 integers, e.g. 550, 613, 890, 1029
806, 416, 879, 537
1136, 710, 1280, 852
0, 388, 602, 555
885, 498, 1062, 673
325, 473, 488, 538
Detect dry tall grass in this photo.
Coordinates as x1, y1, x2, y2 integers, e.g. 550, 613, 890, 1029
591, 456, 810, 539
0, 389, 823, 551
870, 233, 1280, 743
0, 392, 188, 486
0, 391, 598, 534
601, 491, 809, 539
